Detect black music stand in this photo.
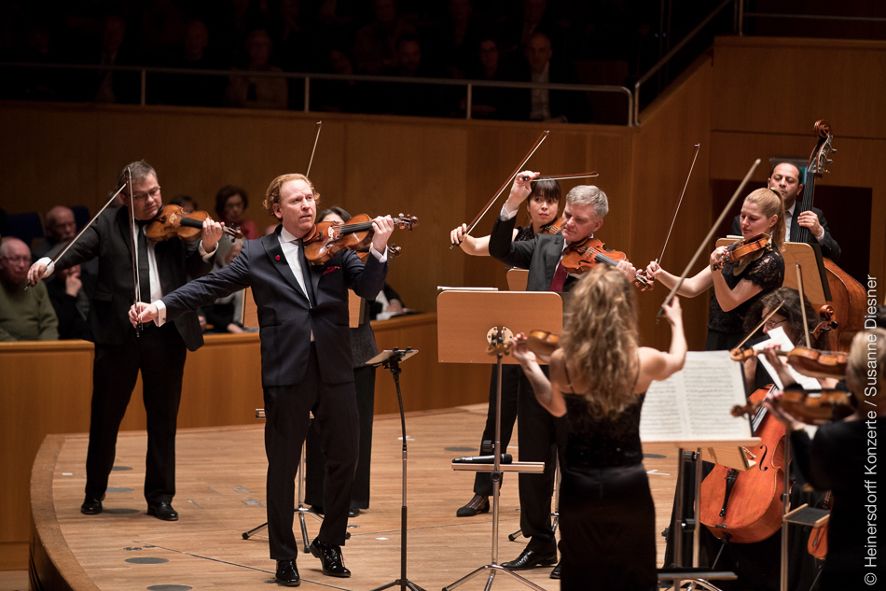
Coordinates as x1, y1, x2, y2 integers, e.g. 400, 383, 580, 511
367, 348, 425, 591
437, 289, 561, 591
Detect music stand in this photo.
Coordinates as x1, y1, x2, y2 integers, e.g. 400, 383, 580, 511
437, 289, 562, 591
367, 348, 425, 591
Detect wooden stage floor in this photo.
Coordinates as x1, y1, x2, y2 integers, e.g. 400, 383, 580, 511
33, 404, 681, 590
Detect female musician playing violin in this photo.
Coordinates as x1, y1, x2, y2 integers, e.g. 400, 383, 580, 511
509, 266, 686, 590
448, 176, 562, 518
450, 176, 562, 254
646, 188, 786, 350
764, 328, 886, 590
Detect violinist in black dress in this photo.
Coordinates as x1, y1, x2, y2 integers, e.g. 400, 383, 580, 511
509, 266, 687, 590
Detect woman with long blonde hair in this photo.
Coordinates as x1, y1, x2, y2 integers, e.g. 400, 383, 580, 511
511, 266, 687, 589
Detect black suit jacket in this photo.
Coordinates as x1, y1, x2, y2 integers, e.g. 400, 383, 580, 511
489, 214, 577, 295
161, 227, 387, 387
54, 206, 209, 350
730, 206, 841, 262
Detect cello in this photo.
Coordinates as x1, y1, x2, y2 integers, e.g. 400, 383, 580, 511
796, 121, 866, 351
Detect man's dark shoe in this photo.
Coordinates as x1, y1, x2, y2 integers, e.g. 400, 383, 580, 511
147, 501, 179, 521
80, 496, 103, 515
348, 506, 361, 518
501, 546, 557, 570
309, 539, 351, 578
275, 559, 300, 586
455, 494, 489, 517
550, 562, 561, 579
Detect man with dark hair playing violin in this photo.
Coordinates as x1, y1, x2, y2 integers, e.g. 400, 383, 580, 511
730, 161, 841, 262
488, 171, 638, 578
131, 173, 395, 586
27, 160, 224, 522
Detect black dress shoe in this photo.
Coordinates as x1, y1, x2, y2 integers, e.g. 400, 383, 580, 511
501, 547, 557, 570
455, 494, 489, 517
550, 562, 561, 579
348, 506, 361, 518
309, 539, 351, 578
80, 496, 103, 515
147, 501, 179, 521
275, 559, 300, 587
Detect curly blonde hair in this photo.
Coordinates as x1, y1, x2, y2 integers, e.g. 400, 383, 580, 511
262, 173, 320, 217
560, 266, 639, 417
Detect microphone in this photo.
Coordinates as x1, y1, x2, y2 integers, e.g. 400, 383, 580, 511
452, 453, 513, 464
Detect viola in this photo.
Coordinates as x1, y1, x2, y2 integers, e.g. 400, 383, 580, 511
700, 385, 786, 543
561, 237, 652, 291
303, 213, 418, 265
731, 386, 855, 426
711, 233, 771, 271
144, 204, 244, 242
729, 346, 848, 380
525, 330, 559, 360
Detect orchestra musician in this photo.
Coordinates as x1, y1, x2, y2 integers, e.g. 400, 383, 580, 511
26, 160, 223, 521
488, 171, 636, 577
509, 266, 686, 589
731, 161, 841, 262
764, 327, 885, 590
449, 177, 562, 518
646, 187, 786, 351
130, 173, 395, 586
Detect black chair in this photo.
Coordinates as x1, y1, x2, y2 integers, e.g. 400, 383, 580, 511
71, 205, 90, 230
2, 211, 43, 249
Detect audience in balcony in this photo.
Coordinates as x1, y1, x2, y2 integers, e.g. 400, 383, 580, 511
0, 237, 58, 341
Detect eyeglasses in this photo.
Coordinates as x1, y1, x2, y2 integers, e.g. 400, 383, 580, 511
131, 186, 161, 200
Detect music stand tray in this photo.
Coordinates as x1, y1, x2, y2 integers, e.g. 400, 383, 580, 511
437, 289, 562, 591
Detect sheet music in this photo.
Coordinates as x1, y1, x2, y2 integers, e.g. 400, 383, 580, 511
640, 351, 751, 442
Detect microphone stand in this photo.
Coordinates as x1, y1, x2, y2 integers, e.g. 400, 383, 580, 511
368, 348, 425, 591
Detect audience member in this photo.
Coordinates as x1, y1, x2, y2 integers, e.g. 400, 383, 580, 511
46, 264, 92, 340
225, 29, 288, 110
34, 205, 78, 259
94, 15, 139, 104
466, 36, 522, 120
215, 185, 258, 239
0, 237, 58, 341
169, 195, 198, 214
382, 34, 451, 117
353, 0, 416, 75
518, 30, 577, 122
154, 19, 226, 107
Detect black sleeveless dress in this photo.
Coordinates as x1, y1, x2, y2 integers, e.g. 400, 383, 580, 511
558, 394, 656, 590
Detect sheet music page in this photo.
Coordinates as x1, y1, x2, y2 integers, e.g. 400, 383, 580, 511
641, 351, 751, 442
751, 327, 821, 390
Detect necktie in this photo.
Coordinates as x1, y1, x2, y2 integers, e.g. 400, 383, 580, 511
137, 225, 151, 303
549, 260, 568, 292
296, 240, 315, 305
787, 208, 796, 241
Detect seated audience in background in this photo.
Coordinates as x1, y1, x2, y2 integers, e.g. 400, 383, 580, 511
201, 237, 249, 333
169, 195, 199, 214
225, 29, 288, 110
34, 205, 78, 259
517, 30, 577, 122
46, 264, 92, 340
0, 237, 58, 341
216, 185, 258, 239
370, 283, 406, 320
466, 36, 522, 120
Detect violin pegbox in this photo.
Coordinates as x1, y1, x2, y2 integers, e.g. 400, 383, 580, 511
394, 213, 419, 231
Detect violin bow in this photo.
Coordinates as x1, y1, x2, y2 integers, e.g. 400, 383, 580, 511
532, 172, 598, 183
451, 129, 550, 249
305, 121, 323, 177
656, 143, 701, 264
733, 301, 785, 352
795, 263, 812, 348
658, 158, 762, 316
125, 166, 145, 336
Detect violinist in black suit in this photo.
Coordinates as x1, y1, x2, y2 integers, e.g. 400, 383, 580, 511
28, 160, 223, 522
132, 173, 394, 586
731, 162, 841, 261
489, 172, 636, 578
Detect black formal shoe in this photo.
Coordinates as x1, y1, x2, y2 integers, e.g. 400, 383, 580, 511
147, 501, 179, 521
275, 559, 300, 586
80, 496, 103, 515
550, 562, 561, 579
501, 547, 557, 570
348, 506, 361, 518
455, 494, 489, 517
309, 539, 351, 578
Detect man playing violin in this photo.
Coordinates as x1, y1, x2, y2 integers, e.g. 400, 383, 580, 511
130, 173, 395, 586
488, 171, 637, 577
27, 160, 224, 522
730, 161, 841, 262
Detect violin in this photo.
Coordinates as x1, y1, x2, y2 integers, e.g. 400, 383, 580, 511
731, 387, 855, 426
303, 213, 418, 265
561, 237, 652, 291
525, 330, 559, 359
144, 204, 244, 242
729, 346, 848, 380
711, 233, 771, 272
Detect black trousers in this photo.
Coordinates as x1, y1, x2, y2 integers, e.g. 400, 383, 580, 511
472, 364, 520, 496
305, 364, 376, 509
85, 323, 186, 504
264, 346, 359, 560
515, 371, 559, 551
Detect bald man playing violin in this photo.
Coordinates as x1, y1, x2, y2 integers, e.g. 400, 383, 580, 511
131, 173, 394, 586
488, 171, 637, 577
27, 159, 223, 524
